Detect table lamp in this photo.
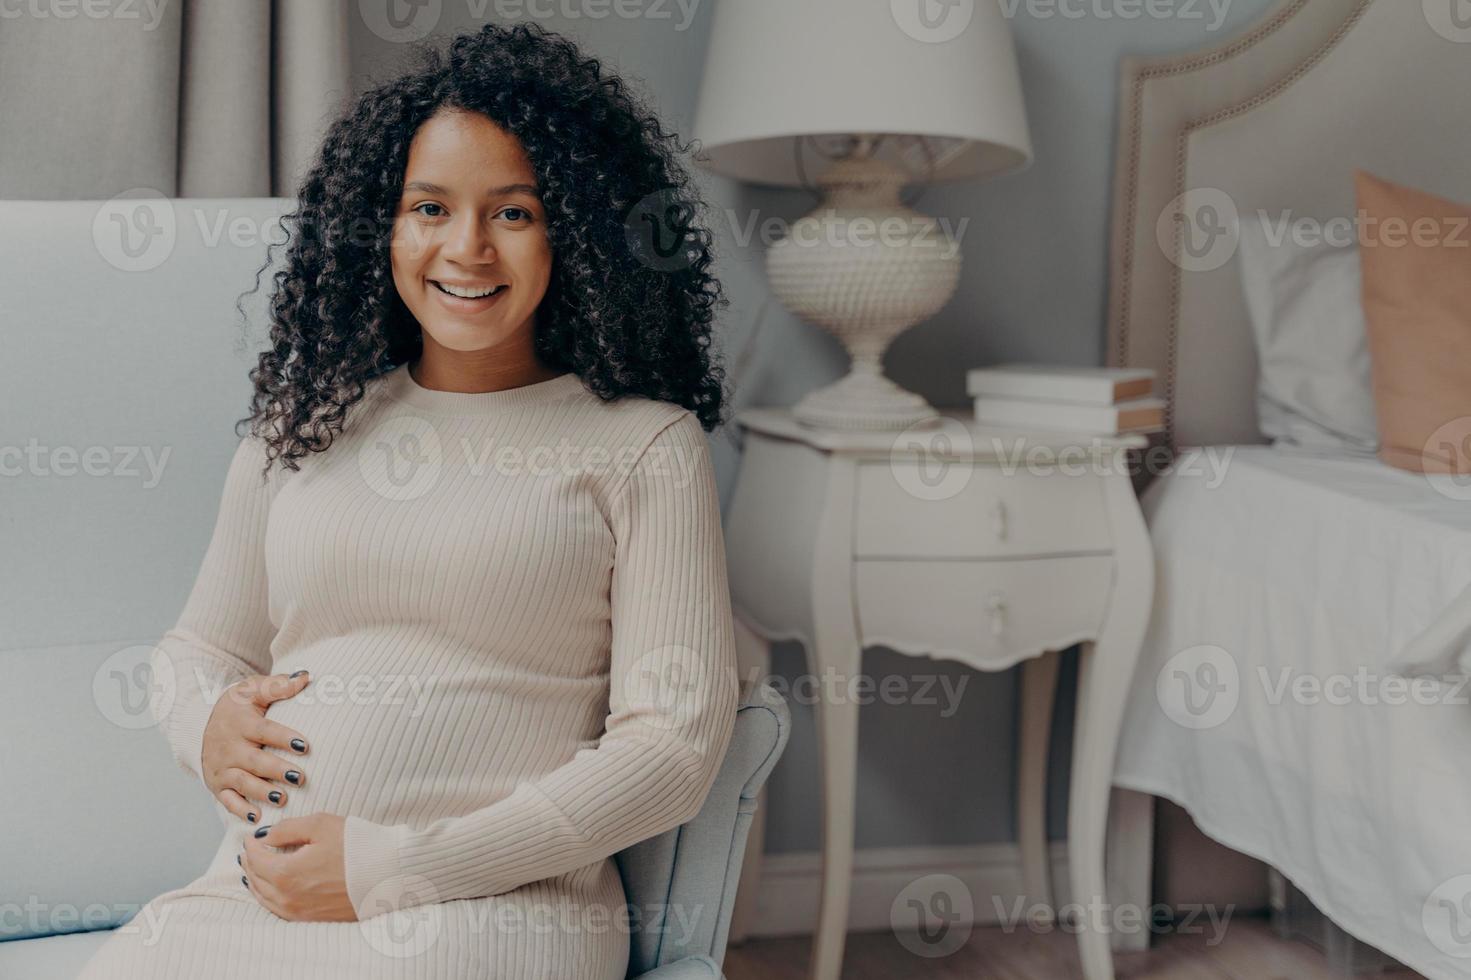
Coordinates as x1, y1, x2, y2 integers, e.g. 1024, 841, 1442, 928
691, 0, 1033, 430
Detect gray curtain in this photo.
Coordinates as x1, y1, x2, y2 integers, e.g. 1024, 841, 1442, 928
0, 0, 352, 199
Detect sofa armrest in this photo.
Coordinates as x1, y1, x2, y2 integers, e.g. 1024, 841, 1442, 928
629, 953, 724, 979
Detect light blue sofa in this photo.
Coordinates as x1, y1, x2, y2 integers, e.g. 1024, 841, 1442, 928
0, 672, 787, 980
0, 198, 789, 979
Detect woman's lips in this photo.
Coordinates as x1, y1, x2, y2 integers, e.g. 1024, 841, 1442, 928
428, 279, 508, 313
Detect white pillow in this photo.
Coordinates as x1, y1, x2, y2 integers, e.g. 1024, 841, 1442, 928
1237, 219, 1379, 453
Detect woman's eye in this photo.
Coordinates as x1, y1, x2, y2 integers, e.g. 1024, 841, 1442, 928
410, 202, 531, 222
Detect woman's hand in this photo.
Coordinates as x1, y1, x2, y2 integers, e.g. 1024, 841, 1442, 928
240, 812, 356, 922
201, 671, 313, 824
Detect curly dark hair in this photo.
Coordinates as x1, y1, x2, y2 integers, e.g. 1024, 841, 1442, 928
237, 21, 729, 474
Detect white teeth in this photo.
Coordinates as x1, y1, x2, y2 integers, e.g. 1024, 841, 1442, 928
434, 281, 504, 299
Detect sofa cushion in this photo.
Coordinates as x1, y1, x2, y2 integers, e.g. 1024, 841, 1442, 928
0, 928, 116, 980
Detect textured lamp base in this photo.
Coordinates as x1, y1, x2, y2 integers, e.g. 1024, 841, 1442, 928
764, 152, 960, 433
792, 367, 939, 430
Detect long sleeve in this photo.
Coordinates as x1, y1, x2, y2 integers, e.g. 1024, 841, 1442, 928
340, 410, 741, 918
150, 433, 282, 784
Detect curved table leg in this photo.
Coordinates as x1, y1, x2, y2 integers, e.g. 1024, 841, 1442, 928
1069, 469, 1154, 980
1107, 788, 1155, 953
808, 457, 862, 980
1018, 649, 1061, 926
809, 650, 859, 980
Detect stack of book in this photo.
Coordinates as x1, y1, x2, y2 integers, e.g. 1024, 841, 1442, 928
966, 365, 1164, 435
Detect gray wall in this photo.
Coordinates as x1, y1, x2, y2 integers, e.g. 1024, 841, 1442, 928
354, 0, 1285, 854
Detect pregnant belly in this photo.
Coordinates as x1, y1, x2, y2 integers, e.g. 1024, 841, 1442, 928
257, 639, 599, 826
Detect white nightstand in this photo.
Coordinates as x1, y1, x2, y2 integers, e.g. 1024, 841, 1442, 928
723, 407, 1154, 980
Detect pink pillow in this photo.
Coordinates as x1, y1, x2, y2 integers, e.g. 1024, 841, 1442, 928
1356, 170, 1471, 474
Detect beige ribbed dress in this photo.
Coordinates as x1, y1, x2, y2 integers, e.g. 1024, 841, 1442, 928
76, 362, 739, 980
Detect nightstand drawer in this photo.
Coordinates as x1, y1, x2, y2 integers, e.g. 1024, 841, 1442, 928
853, 461, 1112, 559
853, 556, 1113, 670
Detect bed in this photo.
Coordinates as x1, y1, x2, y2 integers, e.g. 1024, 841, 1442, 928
1116, 446, 1471, 976
1100, 1, 1471, 977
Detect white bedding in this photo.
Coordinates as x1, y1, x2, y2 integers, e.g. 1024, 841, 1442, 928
1114, 445, 1471, 980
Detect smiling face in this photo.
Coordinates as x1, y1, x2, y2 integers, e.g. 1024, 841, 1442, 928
390, 109, 552, 356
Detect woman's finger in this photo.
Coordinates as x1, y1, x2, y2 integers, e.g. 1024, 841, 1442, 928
226, 767, 286, 811
247, 715, 311, 757
246, 747, 306, 790
216, 787, 254, 823
239, 848, 275, 908
251, 670, 311, 710
249, 815, 314, 849
241, 841, 293, 918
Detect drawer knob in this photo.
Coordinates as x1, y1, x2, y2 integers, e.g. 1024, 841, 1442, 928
987, 591, 1007, 637
991, 501, 1008, 541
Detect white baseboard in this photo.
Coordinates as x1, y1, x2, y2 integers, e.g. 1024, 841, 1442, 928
743, 842, 1073, 938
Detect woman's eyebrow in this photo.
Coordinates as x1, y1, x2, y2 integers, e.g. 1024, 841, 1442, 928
403, 180, 540, 197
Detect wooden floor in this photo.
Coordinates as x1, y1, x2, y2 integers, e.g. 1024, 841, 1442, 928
723, 918, 1426, 979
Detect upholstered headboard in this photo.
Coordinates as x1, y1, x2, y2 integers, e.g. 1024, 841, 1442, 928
1105, 0, 1471, 448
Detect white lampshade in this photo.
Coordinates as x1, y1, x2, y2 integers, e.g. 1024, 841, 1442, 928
691, 0, 1033, 188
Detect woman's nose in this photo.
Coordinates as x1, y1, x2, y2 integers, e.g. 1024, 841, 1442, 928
442, 214, 496, 263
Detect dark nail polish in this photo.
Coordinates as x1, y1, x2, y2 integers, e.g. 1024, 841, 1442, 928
241, 875, 249, 887
254, 825, 272, 839
236, 854, 241, 865
268, 790, 283, 804
284, 770, 301, 785
289, 669, 308, 678
246, 812, 257, 823
290, 738, 306, 753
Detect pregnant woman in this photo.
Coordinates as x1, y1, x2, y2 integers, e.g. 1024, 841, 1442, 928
77, 22, 738, 980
